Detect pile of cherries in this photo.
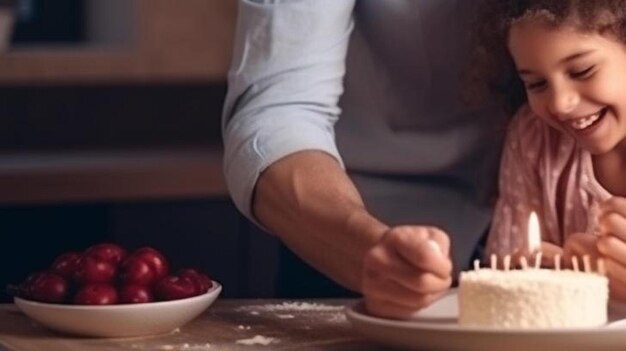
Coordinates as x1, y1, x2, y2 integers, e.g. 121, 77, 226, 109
9, 243, 212, 305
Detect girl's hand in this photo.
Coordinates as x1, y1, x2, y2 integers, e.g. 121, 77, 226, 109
538, 241, 565, 268
507, 241, 563, 269
597, 197, 626, 301
562, 233, 601, 269
362, 225, 453, 319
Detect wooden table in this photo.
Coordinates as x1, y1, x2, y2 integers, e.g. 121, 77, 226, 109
0, 299, 386, 351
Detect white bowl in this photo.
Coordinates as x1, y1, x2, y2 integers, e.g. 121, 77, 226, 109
14, 281, 222, 338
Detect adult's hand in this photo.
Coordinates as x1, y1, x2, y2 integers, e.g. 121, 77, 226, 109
597, 197, 626, 301
362, 226, 452, 319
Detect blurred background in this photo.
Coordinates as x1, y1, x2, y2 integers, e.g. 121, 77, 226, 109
0, 0, 281, 302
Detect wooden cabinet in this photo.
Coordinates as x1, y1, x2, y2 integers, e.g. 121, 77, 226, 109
0, 1, 238, 203
0, 0, 237, 84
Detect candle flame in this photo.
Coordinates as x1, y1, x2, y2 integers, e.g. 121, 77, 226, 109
528, 211, 541, 253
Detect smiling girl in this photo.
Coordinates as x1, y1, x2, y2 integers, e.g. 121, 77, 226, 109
473, 1, 626, 300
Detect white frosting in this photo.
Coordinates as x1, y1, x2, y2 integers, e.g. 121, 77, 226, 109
458, 269, 608, 329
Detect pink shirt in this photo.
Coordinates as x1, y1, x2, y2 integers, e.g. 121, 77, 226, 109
486, 105, 612, 256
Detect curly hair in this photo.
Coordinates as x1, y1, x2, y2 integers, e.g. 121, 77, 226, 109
466, 0, 626, 114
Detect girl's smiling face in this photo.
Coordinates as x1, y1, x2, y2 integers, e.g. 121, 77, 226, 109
508, 20, 626, 157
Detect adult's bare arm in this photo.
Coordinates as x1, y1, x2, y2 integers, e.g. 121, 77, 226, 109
254, 151, 453, 319
253, 150, 387, 292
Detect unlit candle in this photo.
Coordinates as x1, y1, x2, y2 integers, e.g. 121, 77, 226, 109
504, 255, 511, 271
572, 256, 579, 272
555, 254, 561, 271
519, 256, 528, 270
583, 255, 591, 273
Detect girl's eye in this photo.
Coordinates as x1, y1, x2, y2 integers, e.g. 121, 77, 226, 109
570, 66, 595, 79
525, 80, 546, 91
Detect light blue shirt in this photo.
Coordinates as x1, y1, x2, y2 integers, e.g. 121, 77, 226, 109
222, 0, 505, 269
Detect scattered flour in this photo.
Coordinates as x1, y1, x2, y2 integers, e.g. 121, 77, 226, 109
327, 313, 347, 323
235, 335, 278, 346
276, 314, 295, 319
158, 343, 212, 350
131, 343, 211, 350
184, 344, 212, 351
237, 325, 252, 330
236, 302, 343, 313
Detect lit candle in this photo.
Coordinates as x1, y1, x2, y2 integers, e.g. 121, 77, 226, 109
527, 211, 541, 254
534, 252, 542, 269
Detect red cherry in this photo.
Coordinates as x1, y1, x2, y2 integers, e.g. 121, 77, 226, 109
17, 272, 46, 299
83, 243, 128, 266
73, 284, 118, 305
178, 268, 212, 294
50, 251, 82, 279
119, 256, 156, 286
119, 284, 153, 304
26, 272, 70, 303
154, 276, 197, 301
74, 256, 116, 285
131, 247, 169, 281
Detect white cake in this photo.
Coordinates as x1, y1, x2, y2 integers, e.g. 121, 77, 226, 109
458, 268, 608, 329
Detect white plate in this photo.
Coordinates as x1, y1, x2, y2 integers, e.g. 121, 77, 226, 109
15, 281, 222, 338
346, 289, 626, 351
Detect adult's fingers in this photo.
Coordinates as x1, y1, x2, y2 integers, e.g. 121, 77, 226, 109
385, 226, 452, 279
362, 273, 451, 307
365, 290, 447, 320
363, 244, 451, 293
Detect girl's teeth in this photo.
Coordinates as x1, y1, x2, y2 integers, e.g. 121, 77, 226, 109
570, 112, 601, 130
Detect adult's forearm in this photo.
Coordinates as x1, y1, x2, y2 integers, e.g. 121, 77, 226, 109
253, 151, 388, 292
